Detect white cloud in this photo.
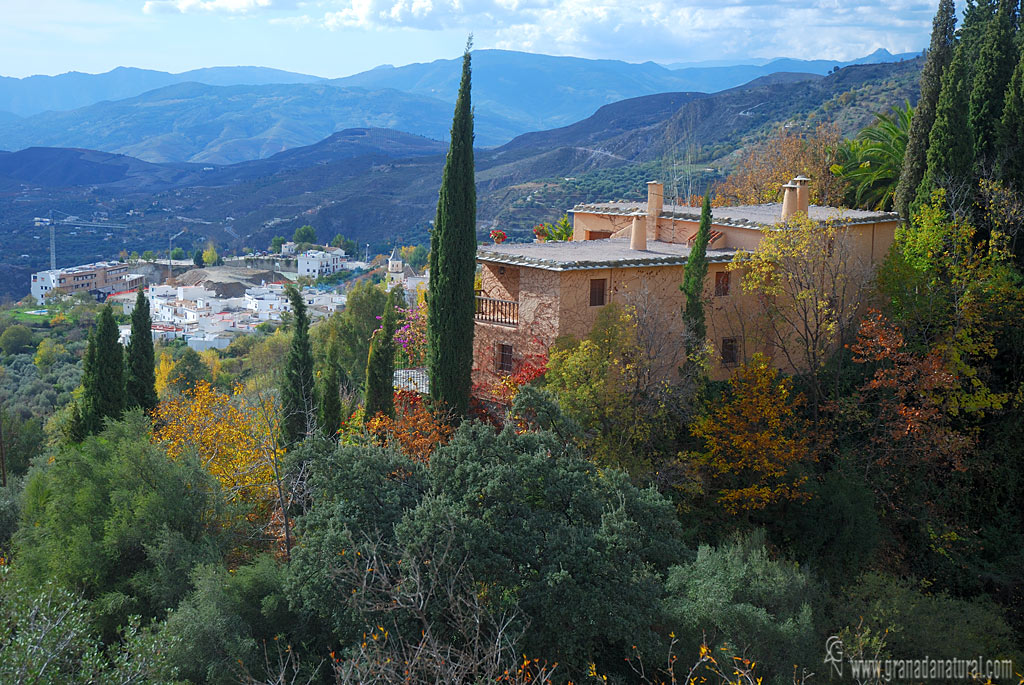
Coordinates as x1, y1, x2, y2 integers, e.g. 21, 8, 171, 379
319, 0, 936, 62
143, 0, 279, 14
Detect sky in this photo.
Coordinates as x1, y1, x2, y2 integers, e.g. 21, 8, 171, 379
1, 0, 946, 79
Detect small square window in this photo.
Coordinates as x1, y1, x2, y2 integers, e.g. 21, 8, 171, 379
497, 343, 514, 373
715, 271, 731, 297
589, 278, 607, 307
721, 337, 738, 366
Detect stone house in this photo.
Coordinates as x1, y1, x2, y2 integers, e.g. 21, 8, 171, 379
472, 179, 899, 390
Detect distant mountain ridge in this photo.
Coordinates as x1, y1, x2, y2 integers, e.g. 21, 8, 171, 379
0, 66, 323, 117
662, 48, 920, 71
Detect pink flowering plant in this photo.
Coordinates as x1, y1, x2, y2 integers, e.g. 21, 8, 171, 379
489, 229, 507, 244
394, 300, 427, 367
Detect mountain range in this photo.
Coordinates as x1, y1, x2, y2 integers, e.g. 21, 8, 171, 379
0, 49, 921, 165
0, 56, 923, 300
0, 82, 521, 164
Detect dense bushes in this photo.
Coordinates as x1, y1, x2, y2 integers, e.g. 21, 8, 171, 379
13, 412, 232, 638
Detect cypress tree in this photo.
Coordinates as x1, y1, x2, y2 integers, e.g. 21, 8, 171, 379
969, 0, 1018, 168
917, 44, 974, 211
365, 285, 404, 422
895, 0, 957, 219
681, 195, 712, 354
80, 304, 124, 434
280, 285, 317, 446
318, 334, 343, 439
125, 287, 157, 412
961, 0, 1000, 68
427, 39, 476, 417
1000, 47, 1024, 191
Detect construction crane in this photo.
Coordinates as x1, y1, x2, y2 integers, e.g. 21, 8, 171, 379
34, 209, 129, 270
167, 228, 187, 277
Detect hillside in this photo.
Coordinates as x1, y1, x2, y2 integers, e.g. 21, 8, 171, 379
0, 147, 193, 190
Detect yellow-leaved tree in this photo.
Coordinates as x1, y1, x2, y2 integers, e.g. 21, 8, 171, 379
689, 354, 813, 514
732, 214, 872, 414
153, 381, 284, 530
154, 350, 175, 398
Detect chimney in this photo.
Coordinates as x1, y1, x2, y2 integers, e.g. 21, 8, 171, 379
630, 215, 646, 251
781, 182, 799, 221
794, 175, 810, 214
646, 181, 663, 242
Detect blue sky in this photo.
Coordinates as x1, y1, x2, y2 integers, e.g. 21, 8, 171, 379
2, 0, 945, 78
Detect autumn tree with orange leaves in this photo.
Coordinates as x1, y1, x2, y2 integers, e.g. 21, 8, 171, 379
847, 310, 973, 470
365, 389, 453, 463
688, 354, 813, 514
714, 123, 849, 207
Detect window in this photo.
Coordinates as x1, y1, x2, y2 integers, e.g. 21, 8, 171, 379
715, 271, 731, 297
589, 278, 607, 307
721, 337, 738, 366
497, 343, 514, 373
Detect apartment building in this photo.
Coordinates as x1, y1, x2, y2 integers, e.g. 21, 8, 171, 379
31, 261, 145, 304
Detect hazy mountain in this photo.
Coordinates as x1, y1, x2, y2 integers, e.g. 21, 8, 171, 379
333, 49, 812, 131
662, 48, 920, 72
0, 66, 323, 117
333, 48, 916, 131
0, 83, 520, 164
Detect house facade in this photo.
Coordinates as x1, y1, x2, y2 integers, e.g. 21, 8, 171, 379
472, 179, 899, 390
298, 250, 345, 279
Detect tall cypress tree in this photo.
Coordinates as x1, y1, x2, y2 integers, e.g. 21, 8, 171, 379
1000, 47, 1024, 191
125, 287, 157, 412
318, 334, 343, 439
365, 285, 404, 422
969, 0, 1018, 168
917, 44, 974, 210
681, 195, 712, 355
961, 0, 1000, 68
427, 39, 476, 417
81, 304, 124, 434
280, 285, 317, 446
895, 0, 957, 219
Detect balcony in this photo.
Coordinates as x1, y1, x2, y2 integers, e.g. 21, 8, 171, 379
474, 295, 518, 326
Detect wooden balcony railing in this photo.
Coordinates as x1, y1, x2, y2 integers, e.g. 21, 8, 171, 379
475, 295, 518, 326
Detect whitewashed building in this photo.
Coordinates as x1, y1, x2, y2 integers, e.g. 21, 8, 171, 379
298, 250, 345, 279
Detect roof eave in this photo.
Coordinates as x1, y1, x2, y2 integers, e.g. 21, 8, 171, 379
476, 251, 736, 271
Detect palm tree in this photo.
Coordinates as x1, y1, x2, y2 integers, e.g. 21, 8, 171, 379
832, 101, 914, 211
